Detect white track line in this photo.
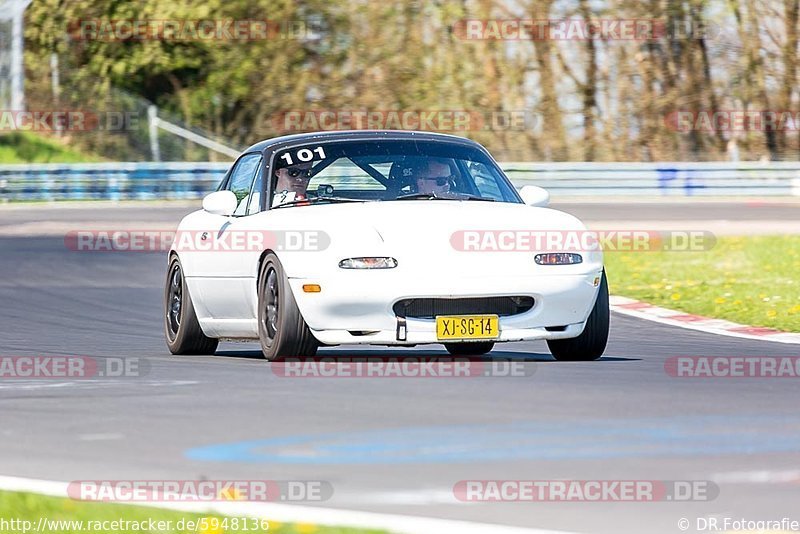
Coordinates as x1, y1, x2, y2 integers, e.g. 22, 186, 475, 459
0, 475, 578, 534
711, 469, 800, 484
610, 295, 800, 345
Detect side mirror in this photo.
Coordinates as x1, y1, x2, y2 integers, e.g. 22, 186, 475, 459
202, 190, 238, 216
519, 185, 550, 207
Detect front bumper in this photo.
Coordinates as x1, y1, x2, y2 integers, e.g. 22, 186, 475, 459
289, 271, 602, 346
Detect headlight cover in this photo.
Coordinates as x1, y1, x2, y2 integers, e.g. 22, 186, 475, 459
534, 253, 583, 265
339, 257, 398, 269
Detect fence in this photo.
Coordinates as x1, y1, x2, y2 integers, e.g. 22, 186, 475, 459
1, 161, 800, 201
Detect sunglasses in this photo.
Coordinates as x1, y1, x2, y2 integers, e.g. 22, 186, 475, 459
286, 168, 312, 178
418, 175, 453, 186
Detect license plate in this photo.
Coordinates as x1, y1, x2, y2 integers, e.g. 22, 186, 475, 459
436, 315, 499, 341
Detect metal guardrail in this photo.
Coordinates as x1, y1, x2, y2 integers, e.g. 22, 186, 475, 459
504, 162, 800, 197
1, 161, 799, 201
0, 162, 230, 201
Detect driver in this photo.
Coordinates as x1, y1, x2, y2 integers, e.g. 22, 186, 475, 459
272, 161, 314, 206
411, 158, 453, 195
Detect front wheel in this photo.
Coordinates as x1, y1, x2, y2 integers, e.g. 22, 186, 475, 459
164, 256, 219, 355
444, 342, 495, 356
257, 253, 318, 360
547, 271, 609, 361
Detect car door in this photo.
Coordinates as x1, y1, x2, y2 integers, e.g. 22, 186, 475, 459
184, 153, 263, 325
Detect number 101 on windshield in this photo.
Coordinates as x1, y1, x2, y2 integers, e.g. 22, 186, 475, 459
280, 146, 326, 165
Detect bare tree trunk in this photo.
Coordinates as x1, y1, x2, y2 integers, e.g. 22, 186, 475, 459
578, 0, 598, 161
529, 0, 568, 160
731, 0, 778, 159
693, 0, 726, 156
782, 0, 799, 157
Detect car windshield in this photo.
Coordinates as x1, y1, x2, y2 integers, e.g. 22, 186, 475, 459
269, 139, 521, 208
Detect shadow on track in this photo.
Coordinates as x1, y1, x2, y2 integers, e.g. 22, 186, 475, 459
210, 348, 640, 363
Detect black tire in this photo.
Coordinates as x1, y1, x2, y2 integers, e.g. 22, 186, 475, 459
547, 271, 609, 361
164, 255, 219, 355
258, 253, 318, 360
444, 342, 495, 356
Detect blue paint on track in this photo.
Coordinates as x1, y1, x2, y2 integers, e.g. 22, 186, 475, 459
185, 414, 800, 465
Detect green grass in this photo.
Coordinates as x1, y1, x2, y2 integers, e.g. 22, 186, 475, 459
604, 235, 800, 333
0, 132, 101, 163
0, 491, 388, 534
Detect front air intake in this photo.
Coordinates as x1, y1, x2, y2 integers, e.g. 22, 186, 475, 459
393, 296, 534, 319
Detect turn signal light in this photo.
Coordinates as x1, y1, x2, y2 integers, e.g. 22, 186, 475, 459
534, 253, 583, 265
338, 257, 398, 269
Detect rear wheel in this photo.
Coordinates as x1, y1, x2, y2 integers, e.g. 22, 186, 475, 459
444, 342, 495, 356
258, 253, 318, 360
547, 271, 609, 361
164, 256, 219, 355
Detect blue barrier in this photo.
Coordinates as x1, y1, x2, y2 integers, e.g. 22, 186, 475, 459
0, 161, 799, 201
0, 163, 230, 201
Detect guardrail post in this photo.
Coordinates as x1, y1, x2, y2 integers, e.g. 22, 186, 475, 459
148, 105, 161, 162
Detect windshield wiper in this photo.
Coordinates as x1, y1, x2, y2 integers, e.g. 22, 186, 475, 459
395, 192, 495, 202
273, 196, 366, 209
395, 192, 439, 200
458, 194, 495, 202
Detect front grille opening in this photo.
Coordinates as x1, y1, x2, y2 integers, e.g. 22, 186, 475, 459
393, 296, 534, 319
545, 325, 568, 332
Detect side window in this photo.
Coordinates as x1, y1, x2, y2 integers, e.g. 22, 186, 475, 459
246, 163, 264, 215
226, 154, 261, 216
467, 162, 503, 200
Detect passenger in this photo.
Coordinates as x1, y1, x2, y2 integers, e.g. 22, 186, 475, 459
272, 162, 314, 206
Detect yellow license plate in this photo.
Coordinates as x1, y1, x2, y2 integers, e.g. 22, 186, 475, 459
436, 315, 499, 341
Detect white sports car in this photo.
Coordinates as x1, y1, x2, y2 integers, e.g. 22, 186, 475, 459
165, 130, 609, 360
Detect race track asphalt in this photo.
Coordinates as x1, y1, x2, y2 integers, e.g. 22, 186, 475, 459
0, 202, 798, 534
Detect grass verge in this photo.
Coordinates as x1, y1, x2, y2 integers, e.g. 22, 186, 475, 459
0, 490, 388, 534
0, 132, 101, 163
603, 235, 800, 332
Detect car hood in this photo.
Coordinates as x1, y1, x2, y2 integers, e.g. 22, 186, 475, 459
266, 200, 601, 278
